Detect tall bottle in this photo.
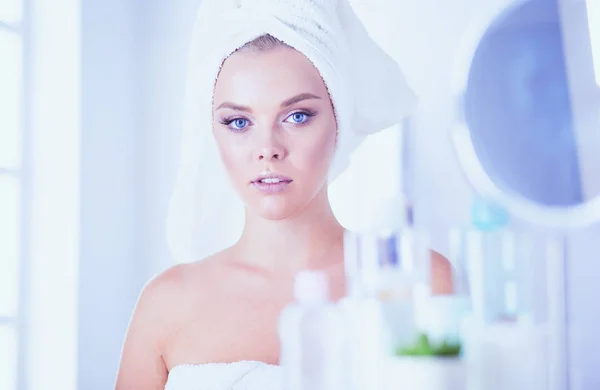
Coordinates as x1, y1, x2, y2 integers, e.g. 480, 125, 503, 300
341, 230, 391, 390
460, 197, 551, 390
278, 270, 344, 390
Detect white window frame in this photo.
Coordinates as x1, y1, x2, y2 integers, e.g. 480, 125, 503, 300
0, 2, 28, 389
24, 1, 81, 389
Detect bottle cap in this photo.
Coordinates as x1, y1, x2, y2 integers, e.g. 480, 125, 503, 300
471, 197, 510, 231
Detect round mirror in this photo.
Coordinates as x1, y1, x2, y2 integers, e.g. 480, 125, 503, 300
451, 0, 600, 228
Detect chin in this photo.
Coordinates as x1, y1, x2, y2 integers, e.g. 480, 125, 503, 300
259, 209, 294, 221
242, 183, 325, 221
256, 197, 300, 221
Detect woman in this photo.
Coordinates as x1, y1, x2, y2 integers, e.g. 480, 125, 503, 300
115, 1, 453, 389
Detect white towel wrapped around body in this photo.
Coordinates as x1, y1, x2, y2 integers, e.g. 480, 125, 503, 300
165, 361, 282, 390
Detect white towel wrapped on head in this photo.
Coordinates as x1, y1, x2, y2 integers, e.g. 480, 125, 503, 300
166, 0, 418, 264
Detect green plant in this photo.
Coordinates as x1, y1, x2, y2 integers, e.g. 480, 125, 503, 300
395, 333, 461, 357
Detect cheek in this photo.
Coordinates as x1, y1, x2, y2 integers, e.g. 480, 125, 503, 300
297, 128, 337, 176
214, 132, 248, 180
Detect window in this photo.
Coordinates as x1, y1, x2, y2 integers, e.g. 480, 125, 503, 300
0, 1, 25, 389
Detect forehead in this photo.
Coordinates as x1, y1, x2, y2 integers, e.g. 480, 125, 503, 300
213, 47, 330, 106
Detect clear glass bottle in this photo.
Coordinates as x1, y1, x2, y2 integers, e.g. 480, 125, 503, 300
455, 199, 556, 390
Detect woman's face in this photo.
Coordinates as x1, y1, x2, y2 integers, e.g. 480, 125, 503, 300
212, 46, 337, 220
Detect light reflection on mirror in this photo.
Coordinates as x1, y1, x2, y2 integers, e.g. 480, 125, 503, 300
586, 0, 600, 86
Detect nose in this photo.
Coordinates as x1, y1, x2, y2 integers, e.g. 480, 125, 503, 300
256, 133, 286, 162
258, 145, 283, 161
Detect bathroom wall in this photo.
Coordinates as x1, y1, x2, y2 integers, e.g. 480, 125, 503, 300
78, 0, 143, 388
77, 0, 202, 388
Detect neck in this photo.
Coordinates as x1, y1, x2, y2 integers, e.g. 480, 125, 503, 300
234, 189, 345, 272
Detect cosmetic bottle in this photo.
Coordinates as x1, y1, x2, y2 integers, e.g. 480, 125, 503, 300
278, 270, 345, 390
459, 198, 551, 390
340, 230, 388, 390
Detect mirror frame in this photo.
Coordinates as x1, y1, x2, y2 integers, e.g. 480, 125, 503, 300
450, 0, 600, 229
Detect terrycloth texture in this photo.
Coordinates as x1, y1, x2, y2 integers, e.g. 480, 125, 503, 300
164, 361, 282, 390
166, 0, 418, 263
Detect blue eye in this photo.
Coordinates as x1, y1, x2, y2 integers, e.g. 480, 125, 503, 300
231, 118, 248, 130
286, 111, 316, 124
220, 117, 250, 132
290, 113, 307, 123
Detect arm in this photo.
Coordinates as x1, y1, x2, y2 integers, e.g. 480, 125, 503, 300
430, 250, 454, 295
115, 269, 180, 390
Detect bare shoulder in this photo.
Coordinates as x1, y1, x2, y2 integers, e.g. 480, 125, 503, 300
145, 261, 207, 296
430, 250, 454, 295
115, 258, 224, 389
134, 260, 220, 331
139, 255, 226, 319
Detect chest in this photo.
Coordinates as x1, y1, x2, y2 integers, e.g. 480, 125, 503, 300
164, 267, 346, 369
165, 288, 292, 368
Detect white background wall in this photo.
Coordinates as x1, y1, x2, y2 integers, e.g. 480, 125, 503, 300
76, 1, 202, 389
77, 0, 139, 388
23, 0, 600, 388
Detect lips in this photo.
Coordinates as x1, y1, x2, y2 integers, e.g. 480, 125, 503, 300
251, 173, 293, 194
252, 173, 292, 184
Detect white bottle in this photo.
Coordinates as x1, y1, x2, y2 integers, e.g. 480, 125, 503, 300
278, 270, 344, 390
341, 231, 388, 390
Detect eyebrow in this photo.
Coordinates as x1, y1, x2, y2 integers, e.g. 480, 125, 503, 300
215, 93, 322, 112
281, 93, 322, 107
